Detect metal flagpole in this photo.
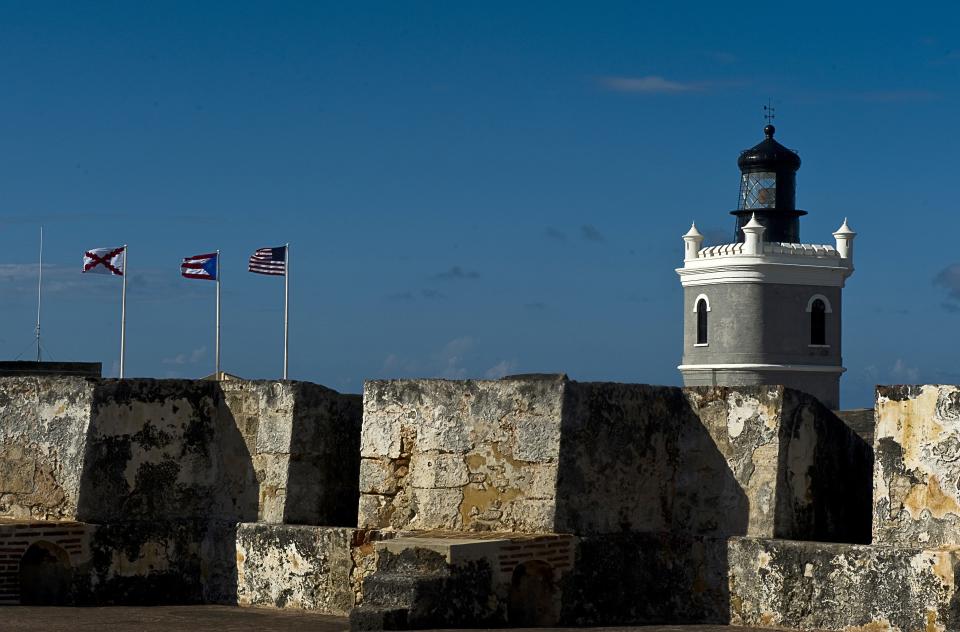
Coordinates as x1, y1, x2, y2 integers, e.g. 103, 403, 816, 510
283, 243, 289, 380
120, 245, 127, 378
35, 226, 43, 362
215, 250, 221, 380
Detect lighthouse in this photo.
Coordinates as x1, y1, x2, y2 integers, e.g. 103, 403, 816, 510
676, 124, 856, 409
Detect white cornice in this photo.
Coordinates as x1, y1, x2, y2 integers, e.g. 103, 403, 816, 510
678, 363, 846, 374
676, 261, 851, 287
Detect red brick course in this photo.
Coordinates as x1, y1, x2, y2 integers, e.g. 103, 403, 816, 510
0, 521, 93, 604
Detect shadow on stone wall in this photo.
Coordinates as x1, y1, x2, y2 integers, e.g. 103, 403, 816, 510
284, 383, 362, 526
73, 380, 258, 604
773, 390, 872, 544
555, 383, 747, 625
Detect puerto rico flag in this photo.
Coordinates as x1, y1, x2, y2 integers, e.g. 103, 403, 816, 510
83, 246, 125, 276
180, 252, 218, 281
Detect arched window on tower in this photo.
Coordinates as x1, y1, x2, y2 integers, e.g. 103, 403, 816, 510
810, 299, 826, 345
696, 298, 708, 345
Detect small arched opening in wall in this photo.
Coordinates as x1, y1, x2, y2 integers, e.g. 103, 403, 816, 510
693, 294, 711, 346
806, 294, 832, 346
507, 560, 558, 626
19, 541, 73, 605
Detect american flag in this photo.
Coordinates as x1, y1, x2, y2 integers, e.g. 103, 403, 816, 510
248, 246, 287, 276
181, 252, 218, 280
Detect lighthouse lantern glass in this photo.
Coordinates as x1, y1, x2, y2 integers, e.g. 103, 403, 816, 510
739, 172, 776, 209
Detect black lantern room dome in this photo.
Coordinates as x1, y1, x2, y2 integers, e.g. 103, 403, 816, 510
737, 125, 801, 172
731, 124, 806, 244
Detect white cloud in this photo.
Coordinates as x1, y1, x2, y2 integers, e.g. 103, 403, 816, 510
709, 51, 738, 64
599, 75, 706, 94
162, 345, 207, 366
378, 336, 481, 380
439, 336, 473, 379
0, 263, 86, 294
485, 360, 517, 379
891, 359, 920, 383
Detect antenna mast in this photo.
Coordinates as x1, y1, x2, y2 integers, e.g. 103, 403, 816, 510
35, 226, 43, 362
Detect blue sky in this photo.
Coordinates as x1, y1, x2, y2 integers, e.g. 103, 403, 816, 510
0, 2, 958, 407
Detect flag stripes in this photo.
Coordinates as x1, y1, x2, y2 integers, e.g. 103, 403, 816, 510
181, 252, 219, 280
72, 243, 293, 379
248, 246, 287, 276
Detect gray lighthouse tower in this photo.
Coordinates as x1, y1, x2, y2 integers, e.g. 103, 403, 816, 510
676, 124, 856, 409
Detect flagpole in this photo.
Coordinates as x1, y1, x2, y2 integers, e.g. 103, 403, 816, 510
35, 226, 43, 362
120, 245, 127, 378
215, 249, 221, 380
283, 242, 289, 380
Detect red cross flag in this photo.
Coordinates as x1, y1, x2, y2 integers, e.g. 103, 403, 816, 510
83, 246, 126, 276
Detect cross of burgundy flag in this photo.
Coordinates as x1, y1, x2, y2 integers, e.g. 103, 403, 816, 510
83, 246, 126, 276
181, 252, 219, 281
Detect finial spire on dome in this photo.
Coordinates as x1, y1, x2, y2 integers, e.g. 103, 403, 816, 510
684, 222, 703, 238
833, 217, 856, 236
743, 213, 764, 230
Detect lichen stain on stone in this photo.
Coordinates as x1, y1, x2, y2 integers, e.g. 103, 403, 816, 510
757, 550, 771, 570
459, 480, 520, 529
786, 407, 817, 505
876, 387, 944, 467
109, 541, 171, 577
759, 612, 779, 627
926, 551, 954, 592
904, 474, 960, 520
925, 609, 946, 632
466, 453, 487, 470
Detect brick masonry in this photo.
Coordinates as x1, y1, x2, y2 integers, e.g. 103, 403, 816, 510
0, 520, 93, 604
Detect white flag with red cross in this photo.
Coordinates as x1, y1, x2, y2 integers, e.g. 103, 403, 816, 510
82, 246, 126, 276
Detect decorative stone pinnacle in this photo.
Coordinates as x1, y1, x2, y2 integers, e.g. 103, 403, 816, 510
743, 213, 765, 231
833, 218, 856, 236
684, 222, 704, 239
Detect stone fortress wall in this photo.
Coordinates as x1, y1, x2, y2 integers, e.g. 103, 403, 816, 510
0, 376, 362, 608
359, 377, 870, 541
352, 377, 871, 627
729, 383, 960, 631
0, 373, 958, 630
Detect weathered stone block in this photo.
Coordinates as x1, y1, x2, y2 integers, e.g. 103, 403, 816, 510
0, 376, 94, 520
251, 383, 294, 454
359, 458, 397, 495
410, 488, 464, 530
359, 378, 871, 540
74, 518, 235, 606
360, 413, 402, 459
874, 384, 960, 547
0, 377, 360, 527
0, 456, 36, 494
409, 453, 469, 489
416, 406, 473, 454
556, 382, 871, 541
728, 536, 960, 631
513, 415, 561, 462
560, 532, 729, 626
359, 377, 565, 532
236, 523, 356, 614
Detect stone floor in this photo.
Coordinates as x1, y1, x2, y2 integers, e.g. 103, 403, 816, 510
0, 606, 347, 631
0, 606, 790, 632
